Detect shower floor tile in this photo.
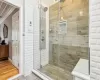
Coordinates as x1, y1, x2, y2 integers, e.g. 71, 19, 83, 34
40, 64, 73, 80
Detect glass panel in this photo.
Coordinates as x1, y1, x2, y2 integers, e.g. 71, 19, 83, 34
38, 0, 60, 79
38, 0, 89, 80
58, 0, 89, 79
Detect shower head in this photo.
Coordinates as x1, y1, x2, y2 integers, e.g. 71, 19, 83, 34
40, 4, 48, 12
43, 7, 48, 12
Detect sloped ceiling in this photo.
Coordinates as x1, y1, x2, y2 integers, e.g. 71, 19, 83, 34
0, 1, 13, 18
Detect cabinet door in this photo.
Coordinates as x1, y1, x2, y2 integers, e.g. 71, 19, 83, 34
0, 46, 9, 58
5, 46, 9, 57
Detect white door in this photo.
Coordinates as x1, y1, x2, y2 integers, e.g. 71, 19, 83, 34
12, 11, 19, 68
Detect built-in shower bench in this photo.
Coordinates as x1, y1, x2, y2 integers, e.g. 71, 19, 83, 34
72, 59, 90, 80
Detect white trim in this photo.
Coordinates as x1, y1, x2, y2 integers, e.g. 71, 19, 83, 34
19, 5, 24, 75
32, 69, 53, 80
8, 58, 13, 63
8, 58, 19, 69
8, 74, 23, 80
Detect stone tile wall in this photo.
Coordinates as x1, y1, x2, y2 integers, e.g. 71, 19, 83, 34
51, 44, 89, 72
49, 0, 89, 72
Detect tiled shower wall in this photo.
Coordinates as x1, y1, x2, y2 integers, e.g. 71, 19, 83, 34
49, 0, 89, 72
90, 0, 100, 80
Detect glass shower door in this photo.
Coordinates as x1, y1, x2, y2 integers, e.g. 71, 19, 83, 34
39, 0, 60, 80
57, 0, 89, 80
39, 0, 89, 80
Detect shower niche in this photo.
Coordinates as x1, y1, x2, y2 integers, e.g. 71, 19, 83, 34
59, 20, 67, 35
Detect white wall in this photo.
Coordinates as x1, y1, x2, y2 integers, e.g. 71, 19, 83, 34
24, 0, 40, 75
90, 0, 100, 80
0, 15, 12, 44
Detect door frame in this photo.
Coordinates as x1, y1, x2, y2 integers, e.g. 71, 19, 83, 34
3, 0, 24, 79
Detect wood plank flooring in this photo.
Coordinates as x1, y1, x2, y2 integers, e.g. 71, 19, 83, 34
0, 60, 19, 80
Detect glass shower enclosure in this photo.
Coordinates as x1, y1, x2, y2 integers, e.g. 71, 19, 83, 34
35, 0, 89, 80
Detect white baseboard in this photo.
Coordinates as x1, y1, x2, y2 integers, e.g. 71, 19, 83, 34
8, 58, 13, 63
8, 58, 19, 69
8, 58, 15, 67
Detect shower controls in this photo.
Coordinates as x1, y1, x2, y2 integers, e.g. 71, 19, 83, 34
40, 5, 46, 49
41, 36, 45, 41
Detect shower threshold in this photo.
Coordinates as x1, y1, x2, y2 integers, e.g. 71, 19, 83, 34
9, 73, 42, 80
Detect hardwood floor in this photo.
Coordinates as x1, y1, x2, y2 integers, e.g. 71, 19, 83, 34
0, 60, 19, 80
